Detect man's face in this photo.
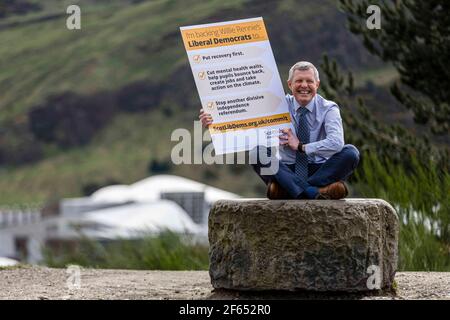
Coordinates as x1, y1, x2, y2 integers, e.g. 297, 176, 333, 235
287, 68, 320, 106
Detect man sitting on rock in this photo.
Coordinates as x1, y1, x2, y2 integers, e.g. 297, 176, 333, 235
199, 61, 360, 200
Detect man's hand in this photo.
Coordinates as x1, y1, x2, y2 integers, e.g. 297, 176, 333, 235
279, 128, 300, 151
199, 108, 213, 128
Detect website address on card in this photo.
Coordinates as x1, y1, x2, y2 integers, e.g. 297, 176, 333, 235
209, 113, 291, 134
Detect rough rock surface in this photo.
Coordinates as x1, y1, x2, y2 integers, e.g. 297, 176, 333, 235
209, 199, 399, 292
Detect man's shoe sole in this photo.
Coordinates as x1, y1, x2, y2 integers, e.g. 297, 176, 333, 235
317, 181, 348, 200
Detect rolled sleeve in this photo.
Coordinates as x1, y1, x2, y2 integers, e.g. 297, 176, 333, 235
304, 107, 344, 158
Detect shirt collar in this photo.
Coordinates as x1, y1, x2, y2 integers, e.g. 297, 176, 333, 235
294, 95, 316, 114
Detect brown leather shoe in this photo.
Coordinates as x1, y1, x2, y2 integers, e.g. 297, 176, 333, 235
267, 181, 290, 199
317, 181, 348, 200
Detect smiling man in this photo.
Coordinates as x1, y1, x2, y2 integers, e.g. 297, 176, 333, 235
200, 61, 360, 200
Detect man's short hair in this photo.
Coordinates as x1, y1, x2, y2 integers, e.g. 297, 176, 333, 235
288, 61, 320, 82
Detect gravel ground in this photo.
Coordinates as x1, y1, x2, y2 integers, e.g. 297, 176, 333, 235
0, 266, 449, 300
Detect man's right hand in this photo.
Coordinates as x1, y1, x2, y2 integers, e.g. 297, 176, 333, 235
199, 108, 213, 128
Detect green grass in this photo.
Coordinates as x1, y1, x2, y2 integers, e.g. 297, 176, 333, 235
43, 230, 209, 270
0, 0, 246, 122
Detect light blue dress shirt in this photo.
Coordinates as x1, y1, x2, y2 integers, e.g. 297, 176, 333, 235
279, 93, 345, 164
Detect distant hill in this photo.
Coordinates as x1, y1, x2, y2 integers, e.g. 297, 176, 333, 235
0, 0, 421, 205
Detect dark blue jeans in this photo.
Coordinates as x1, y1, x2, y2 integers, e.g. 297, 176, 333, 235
251, 144, 360, 199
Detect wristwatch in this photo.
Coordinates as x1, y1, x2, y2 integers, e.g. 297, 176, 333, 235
298, 141, 305, 153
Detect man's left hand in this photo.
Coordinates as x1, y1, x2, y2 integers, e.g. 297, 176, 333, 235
279, 128, 300, 151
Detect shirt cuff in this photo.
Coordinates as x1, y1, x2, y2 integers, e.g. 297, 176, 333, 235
304, 143, 314, 155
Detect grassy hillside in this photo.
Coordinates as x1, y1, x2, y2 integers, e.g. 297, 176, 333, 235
0, 0, 399, 205
0, 0, 248, 121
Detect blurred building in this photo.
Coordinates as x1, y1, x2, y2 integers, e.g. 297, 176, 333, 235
0, 175, 240, 264
0, 257, 18, 267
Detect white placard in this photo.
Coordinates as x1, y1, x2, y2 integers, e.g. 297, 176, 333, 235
180, 17, 294, 155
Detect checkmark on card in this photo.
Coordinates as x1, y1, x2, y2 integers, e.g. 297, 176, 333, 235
198, 71, 206, 80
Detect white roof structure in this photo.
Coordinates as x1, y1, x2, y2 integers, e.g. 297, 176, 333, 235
91, 174, 239, 204
88, 185, 133, 203
77, 200, 203, 239
0, 257, 18, 267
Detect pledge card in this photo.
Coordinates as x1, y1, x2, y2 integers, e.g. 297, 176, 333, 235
180, 17, 294, 155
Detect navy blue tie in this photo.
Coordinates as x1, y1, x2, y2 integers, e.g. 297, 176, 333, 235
295, 107, 309, 180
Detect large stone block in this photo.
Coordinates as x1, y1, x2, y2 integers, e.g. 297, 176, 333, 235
209, 199, 399, 292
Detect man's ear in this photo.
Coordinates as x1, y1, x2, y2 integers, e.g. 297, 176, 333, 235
316, 80, 320, 90
287, 80, 293, 92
